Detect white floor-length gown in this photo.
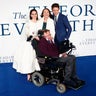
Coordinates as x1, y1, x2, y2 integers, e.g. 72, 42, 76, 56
13, 20, 40, 74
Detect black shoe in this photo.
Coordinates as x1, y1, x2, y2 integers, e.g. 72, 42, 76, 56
77, 79, 85, 86
64, 79, 79, 90
72, 78, 85, 86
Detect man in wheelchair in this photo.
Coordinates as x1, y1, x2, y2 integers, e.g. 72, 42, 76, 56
35, 29, 85, 90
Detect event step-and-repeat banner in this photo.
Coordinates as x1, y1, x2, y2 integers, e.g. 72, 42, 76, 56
0, 0, 96, 63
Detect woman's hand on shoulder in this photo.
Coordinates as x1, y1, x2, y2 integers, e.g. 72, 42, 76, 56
34, 36, 40, 40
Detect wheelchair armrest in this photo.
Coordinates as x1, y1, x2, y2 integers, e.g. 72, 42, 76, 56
45, 56, 58, 63
50, 57, 58, 61
37, 56, 58, 64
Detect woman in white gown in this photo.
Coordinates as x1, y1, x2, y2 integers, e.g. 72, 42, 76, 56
13, 9, 40, 80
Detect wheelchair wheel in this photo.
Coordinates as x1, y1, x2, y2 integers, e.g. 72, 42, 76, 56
56, 83, 66, 93
31, 72, 45, 87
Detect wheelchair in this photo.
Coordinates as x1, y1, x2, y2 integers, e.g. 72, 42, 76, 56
31, 56, 66, 93
27, 32, 76, 93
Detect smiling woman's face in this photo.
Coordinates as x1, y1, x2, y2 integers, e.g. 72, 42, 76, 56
30, 11, 38, 20
43, 9, 50, 18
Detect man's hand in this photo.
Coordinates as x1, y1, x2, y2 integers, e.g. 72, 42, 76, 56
62, 53, 68, 57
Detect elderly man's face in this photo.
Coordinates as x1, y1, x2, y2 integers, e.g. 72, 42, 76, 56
44, 31, 51, 38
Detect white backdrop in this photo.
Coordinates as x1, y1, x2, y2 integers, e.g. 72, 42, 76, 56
0, 0, 96, 63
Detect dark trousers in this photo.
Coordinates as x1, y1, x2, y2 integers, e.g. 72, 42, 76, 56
56, 55, 77, 81
43, 55, 77, 81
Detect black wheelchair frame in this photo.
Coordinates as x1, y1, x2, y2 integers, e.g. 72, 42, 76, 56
29, 38, 76, 93
31, 57, 66, 93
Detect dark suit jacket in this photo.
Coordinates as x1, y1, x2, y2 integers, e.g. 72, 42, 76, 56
52, 13, 72, 44
38, 37, 59, 57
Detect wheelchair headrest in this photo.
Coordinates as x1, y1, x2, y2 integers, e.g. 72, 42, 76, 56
38, 30, 44, 36
37, 30, 44, 39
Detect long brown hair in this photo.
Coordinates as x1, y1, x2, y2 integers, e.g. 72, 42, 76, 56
29, 9, 38, 20
41, 8, 52, 18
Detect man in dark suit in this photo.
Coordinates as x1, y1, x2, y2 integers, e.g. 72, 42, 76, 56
38, 29, 85, 89
51, 3, 72, 46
